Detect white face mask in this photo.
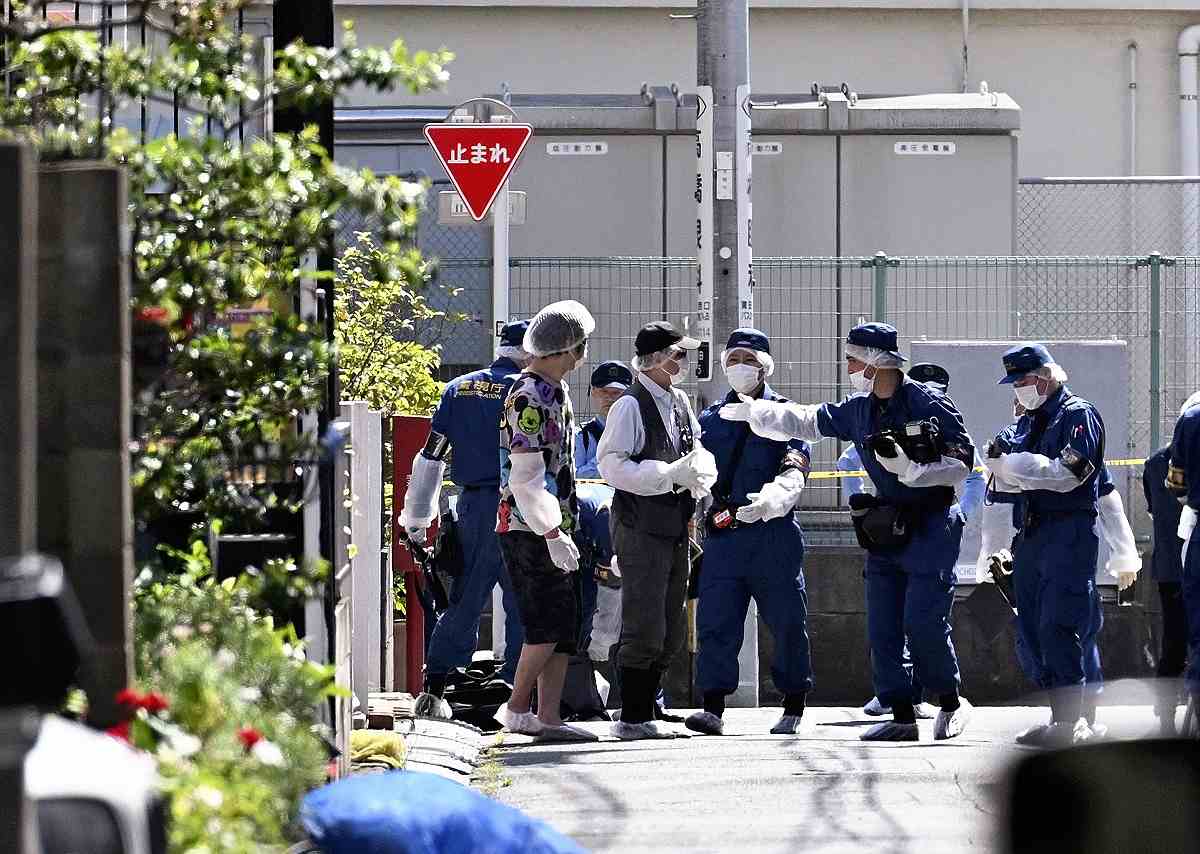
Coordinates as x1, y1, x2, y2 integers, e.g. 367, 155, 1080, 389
659, 356, 683, 386
1014, 381, 1047, 411
725, 363, 763, 395
849, 366, 874, 395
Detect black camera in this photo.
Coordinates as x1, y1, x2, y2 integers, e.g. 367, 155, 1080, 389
868, 419, 942, 465
985, 433, 1015, 460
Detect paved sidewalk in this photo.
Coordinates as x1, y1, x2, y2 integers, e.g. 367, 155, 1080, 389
492, 702, 1171, 854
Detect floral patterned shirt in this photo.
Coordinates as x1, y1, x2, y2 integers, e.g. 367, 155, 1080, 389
497, 371, 578, 535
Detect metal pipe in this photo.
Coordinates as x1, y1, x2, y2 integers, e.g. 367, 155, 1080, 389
1128, 41, 1138, 176
961, 0, 970, 94
1180, 25, 1200, 256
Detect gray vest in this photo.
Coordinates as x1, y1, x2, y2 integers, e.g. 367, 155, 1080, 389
611, 381, 696, 539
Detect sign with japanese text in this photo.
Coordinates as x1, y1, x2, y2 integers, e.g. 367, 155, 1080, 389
423, 123, 533, 221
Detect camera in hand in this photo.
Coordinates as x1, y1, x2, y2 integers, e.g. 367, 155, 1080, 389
985, 434, 1015, 459
867, 419, 942, 465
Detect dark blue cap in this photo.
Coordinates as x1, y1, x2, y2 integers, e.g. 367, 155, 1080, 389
908, 362, 950, 390
846, 322, 906, 362
999, 343, 1053, 384
500, 319, 529, 348
590, 360, 633, 389
725, 327, 770, 354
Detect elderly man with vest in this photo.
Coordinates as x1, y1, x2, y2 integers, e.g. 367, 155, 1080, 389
685, 328, 814, 737
598, 321, 717, 740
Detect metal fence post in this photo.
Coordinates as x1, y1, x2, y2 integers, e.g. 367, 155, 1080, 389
1143, 251, 1174, 452
871, 251, 889, 322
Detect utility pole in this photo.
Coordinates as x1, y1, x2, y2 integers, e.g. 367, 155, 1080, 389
697, 0, 759, 709
696, 0, 752, 410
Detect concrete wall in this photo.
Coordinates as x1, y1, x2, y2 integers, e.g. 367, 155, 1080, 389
336, 3, 1200, 178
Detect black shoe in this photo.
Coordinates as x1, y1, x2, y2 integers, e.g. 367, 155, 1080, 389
655, 705, 685, 724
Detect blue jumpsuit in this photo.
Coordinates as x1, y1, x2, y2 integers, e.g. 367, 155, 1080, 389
817, 379, 973, 708
1004, 386, 1104, 721
1168, 407, 1200, 698
425, 357, 526, 683
697, 387, 814, 699
573, 482, 613, 652
574, 417, 605, 480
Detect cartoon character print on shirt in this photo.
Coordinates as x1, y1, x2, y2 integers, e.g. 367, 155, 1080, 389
498, 372, 578, 535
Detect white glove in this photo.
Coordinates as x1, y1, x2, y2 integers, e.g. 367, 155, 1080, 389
609, 555, 621, 578
875, 442, 911, 477
736, 481, 795, 524
667, 448, 718, 497
1118, 571, 1137, 591
396, 508, 428, 547
719, 397, 754, 424
545, 533, 580, 573
718, 395, 818, 442
1179, 506, 1198, 544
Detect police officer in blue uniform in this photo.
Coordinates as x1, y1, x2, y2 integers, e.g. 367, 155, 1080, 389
1166, 391, 1200, 736
721, 322, 975, 741
397, 320, 531, 715
985, 343, 1106, 746
575, 361, 634, 479
686, 329, 814, 737
1144, 436, 1187, 734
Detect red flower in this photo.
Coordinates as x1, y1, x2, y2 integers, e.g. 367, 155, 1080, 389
116, 689, 142, 709
237, 727, 264, 751
106, 721, 131, 742
141, 692, 170, 714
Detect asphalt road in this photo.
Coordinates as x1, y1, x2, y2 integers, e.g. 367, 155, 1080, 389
492, 700, 1172, 854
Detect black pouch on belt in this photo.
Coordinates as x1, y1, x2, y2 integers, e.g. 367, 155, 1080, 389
849, 493, 912, 552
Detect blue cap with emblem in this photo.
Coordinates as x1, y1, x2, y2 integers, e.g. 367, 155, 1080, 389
500, 319, 530, 348
998, 342, 1054, 384
722, 327, 775, 375
845, 322, 906, 364
908, 362, 951, 392
590, 360, 633, 390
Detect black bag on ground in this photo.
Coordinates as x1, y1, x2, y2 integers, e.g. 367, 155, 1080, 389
560, 654, 609, 721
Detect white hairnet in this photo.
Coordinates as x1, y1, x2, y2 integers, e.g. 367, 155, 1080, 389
497, 344, 529, 363
1181, 391, 1200, 416
721, 346, 775, 376
523, 300, 596, 357
845, 342, 904, 369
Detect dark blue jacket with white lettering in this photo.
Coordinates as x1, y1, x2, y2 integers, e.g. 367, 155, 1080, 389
1006, 385, 1104, 514
430, 356, 523, 489
699, 385, 812, 511
815, 377, 975, 506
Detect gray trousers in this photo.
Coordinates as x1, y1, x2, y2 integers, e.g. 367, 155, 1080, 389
612, 519, 690, 672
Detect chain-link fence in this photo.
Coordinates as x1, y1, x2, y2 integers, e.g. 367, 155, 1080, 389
476, 254, 1200, 509
1017, 178, 1200, 256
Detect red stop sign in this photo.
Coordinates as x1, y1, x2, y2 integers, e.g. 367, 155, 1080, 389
423, 123, 533, 221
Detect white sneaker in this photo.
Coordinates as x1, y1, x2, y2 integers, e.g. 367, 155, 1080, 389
611, 720, 678, 740
493, 704, 546, 735
934, 698, 973, 740
863, 696, 891, 716
914, 702, 938, 720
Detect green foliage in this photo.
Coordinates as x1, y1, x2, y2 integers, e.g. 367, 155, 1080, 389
132, 545, 337, 851
335, 233, 449, 416
0, 1, 452, 526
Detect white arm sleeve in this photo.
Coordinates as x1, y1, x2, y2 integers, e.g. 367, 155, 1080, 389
398, 454, 445, 527
508, 452, 564, 536
596, 396, 674, 496
1097, 490, 1141, 576
750, 401, 824, 443
765, 468, 807, 515
990, 451, 1084, 493
898, 456, 970, 488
